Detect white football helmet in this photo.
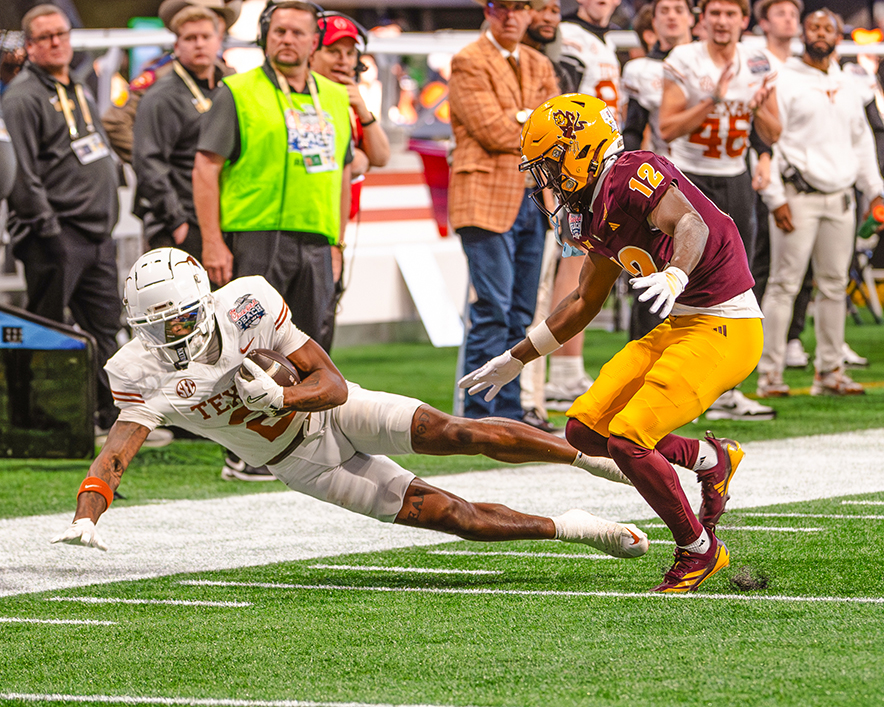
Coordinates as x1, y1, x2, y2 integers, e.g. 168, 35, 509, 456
123, 248, 215, 369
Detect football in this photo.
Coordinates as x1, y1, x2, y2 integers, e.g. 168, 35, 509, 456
240, 349, 301, 387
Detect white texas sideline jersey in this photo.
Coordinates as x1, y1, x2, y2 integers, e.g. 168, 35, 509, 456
106, 276, 310, 467
558, 22, 622, 115
621, 56, 667, 153
664, 42, 775, 176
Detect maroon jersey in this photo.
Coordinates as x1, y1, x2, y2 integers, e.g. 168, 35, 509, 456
569, 151, 754, 308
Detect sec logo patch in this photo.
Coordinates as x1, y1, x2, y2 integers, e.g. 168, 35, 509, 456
176, 379, 197, 398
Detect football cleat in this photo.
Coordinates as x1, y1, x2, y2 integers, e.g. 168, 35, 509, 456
697, 432, 743, 531
553, 509, 649, 558
785, 339, 809, 368
756, 372, 790, 399
705, 389, 775, 421
810, 368, 865, 396
221, 453, 276, 481
652, 534, 730, 593
544, 376, 594, 412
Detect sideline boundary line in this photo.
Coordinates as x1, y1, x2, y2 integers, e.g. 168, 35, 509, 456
739, 512, 884, 520
429, 550, 612, 560
46, 597, 251, 608
179, 580, 884, 605
642, 523, 823, 532
0, 617, 118, 626
0, 693, 474, 707
308, 564, 501, 575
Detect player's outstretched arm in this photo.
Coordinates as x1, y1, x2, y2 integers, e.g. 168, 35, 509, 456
460, 254, 620, 402
284, 339, 349, 412
50, 421, 151, 551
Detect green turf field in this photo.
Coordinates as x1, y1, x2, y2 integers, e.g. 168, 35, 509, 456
2, 493, 884, 707
1, 318, 883, 706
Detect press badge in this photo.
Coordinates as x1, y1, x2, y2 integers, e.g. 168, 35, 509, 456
301, 146, 336, 173
71, 132, 110, 164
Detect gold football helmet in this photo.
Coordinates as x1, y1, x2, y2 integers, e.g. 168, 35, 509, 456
520, 93, 624, 216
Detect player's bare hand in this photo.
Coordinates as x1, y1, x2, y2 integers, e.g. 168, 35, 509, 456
749, 74, 774, 112
51, 518, 108, 551
236, 359, 285, 415
202, 238, 234, 286
712, 62, 735, 104
752, 153, 771, 191
458, 350, 524, 402
630, 266, 688, 318
772, 203, 794, 233
331, 245, 344, 283
172, 222, 189, 245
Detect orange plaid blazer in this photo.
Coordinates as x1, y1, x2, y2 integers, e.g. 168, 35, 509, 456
448, 35, 558, 234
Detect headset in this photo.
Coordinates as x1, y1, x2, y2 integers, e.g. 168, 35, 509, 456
257, 0, 326, 49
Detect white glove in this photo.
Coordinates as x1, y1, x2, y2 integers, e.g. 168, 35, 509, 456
235, 358, 285, 416
630, 266, 688, 318
458, 350, 524, 402
50, 518, 108, 551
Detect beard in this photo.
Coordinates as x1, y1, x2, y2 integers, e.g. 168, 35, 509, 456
805, 39, 835, 61
526, 25, 556, 45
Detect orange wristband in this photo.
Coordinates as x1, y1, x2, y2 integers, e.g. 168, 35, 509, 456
78, 476, 113, 509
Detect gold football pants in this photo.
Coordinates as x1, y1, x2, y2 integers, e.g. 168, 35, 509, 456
567, 315, 763, 449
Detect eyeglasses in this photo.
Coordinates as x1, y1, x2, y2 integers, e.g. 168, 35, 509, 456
487, 1, 533, 15
30, 29, 71, 45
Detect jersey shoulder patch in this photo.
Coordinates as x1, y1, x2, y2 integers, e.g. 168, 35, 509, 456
227, 293, 267, 331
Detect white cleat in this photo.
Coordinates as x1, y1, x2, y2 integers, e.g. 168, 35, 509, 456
552, 509, 649, 558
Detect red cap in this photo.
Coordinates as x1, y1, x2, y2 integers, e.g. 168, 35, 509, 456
320, 16, 361, 46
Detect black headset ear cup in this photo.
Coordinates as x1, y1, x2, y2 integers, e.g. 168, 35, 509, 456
258, 1, 326, 49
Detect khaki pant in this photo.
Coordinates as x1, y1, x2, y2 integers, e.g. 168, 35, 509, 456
759, 185, 855, 375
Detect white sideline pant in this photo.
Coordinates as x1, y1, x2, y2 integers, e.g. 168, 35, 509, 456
759, 185, 855, 376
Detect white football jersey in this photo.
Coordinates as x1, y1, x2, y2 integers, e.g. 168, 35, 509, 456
559, 22, 622, 116
664, 42, 775, 176
621, 56, 667, 153
107, 276, 310, 467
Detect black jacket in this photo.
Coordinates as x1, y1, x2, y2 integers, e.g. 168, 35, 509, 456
0, 99, 16, 201
132, 62, 225, 240
3, 61, 119, 243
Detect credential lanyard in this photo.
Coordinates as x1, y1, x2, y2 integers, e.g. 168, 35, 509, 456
273, 68, 328, 140
172, 60, 212, 113
55, 83, 94, 140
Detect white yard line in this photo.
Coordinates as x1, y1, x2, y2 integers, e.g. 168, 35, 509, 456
179, 580, 884, 606
308, 564, 500, 575
46, 597, 250, 608
0, 617, 118, 626
0, 694, 476, 707
2, 428, 883, 597
641, 523, 824, 532
429, 550, 612, 560
842, 500, 884, 506
739, 512, 884, 520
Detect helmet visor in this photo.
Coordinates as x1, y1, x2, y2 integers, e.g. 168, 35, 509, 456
130, 300, 206, 350
520, 145, 581, 218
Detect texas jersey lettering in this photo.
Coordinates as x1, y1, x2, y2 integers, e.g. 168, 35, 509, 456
664, 43, 775, 176
106, 276, 308, 467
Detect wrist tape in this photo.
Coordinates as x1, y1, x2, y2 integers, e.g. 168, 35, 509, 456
527, 321, 562, 357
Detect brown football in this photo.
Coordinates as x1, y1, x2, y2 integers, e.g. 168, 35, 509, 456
240, 349, 301, 387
